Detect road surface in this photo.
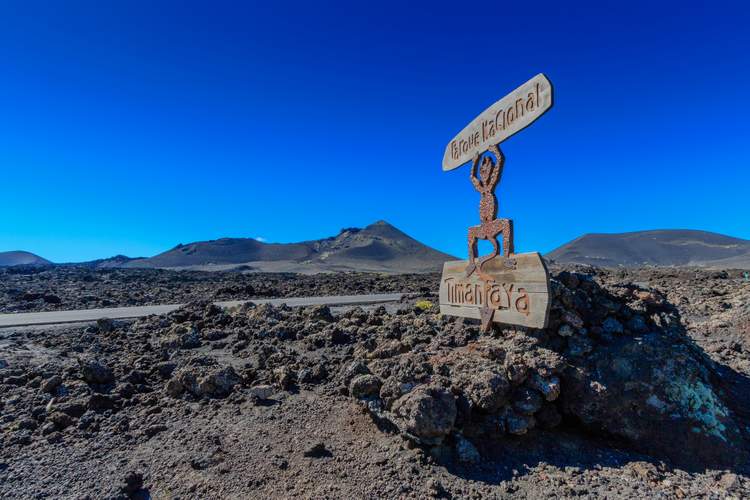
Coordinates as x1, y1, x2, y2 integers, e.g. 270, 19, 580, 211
0, 293, 405, 328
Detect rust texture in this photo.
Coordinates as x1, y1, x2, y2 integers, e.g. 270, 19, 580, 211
463, 144, 516, 332
466, 145, 514, 279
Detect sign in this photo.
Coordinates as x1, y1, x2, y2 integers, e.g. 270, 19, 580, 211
439, 74, 553, 331
439, 253, 550, 329
442, 73, 553, 171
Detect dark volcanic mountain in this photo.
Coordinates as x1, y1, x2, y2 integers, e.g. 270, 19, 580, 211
123, 221, 456, 273
72, 255, 143, 269
547, 229, 750, 268
0, 251, 51, 267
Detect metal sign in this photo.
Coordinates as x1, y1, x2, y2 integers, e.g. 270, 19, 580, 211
439, 75, 553, 331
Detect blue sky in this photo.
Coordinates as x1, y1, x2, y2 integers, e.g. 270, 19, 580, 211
1, 0, 748, 262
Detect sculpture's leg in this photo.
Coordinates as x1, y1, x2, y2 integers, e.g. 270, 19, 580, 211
499, 219, 514, 257
466, 226, 479, 277
479, 236, 500, 265
477, 221, 502, 281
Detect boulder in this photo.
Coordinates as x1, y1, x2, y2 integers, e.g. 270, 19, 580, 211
96, 318, 115, 333
40, 375, 62, 394
391, 385, 456, 445
349, 374, 382, 399
248, 384, 274, 400
160, 323, 201, 351
455, 369, 510, 412
455, 434, 481, 463
80, 359, 115, 385
49, 412, 74, 430
304, 305, 335, 323
167, 361, 241, 399
87, 394, 118, 412
199, 367, 241, 397
341, 361, 370, 385
554, 274, 749, 469
561, 332, 747, 468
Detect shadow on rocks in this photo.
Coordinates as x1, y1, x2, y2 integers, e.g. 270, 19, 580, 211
549, 271, 750, 474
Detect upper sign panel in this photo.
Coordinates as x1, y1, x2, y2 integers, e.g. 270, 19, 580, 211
442, 74, 553, 171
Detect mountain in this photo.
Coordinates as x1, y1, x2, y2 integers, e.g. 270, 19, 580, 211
123, 221, 456, 273
546, 230, 750, 269
71, 255, 144, 269
0, 251, 52, 267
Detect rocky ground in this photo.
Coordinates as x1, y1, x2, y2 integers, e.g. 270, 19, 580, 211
0, 266, 437, 313
0, 267, 749, 498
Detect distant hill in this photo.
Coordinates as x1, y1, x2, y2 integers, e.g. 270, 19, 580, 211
546, 230, 750, 269
0, 251, 51, 267
71, 255, 143, 269
123, 221, 456, 273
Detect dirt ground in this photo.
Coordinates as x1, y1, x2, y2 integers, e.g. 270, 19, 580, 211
1, 266, 748, 499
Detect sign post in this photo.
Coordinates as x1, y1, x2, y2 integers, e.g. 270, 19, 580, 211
439, 74, 553, 332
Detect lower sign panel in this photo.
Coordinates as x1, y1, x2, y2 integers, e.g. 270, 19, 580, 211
439, 252, 551, 329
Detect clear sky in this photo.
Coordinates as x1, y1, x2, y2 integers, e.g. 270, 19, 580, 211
1, 0, 749, 262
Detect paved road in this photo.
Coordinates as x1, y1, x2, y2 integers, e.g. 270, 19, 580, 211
0, 293, 404, 328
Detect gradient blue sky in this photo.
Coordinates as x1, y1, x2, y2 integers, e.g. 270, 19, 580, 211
1, 1, 749, 262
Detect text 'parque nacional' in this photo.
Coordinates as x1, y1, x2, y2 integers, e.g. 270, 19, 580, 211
442, 73, 553, 171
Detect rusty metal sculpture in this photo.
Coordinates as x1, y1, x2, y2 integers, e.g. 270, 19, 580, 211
465, 144, 514, 284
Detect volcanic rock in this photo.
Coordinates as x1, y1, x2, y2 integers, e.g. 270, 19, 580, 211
454, 434, 481, 463
248, 385, 274, 400
49, 412, 74, 430
349, 374, 382, 399
391, 385, 456, 445
40, 375, 62, 394
160, 323, 201, 351
120, 470, 144, 497
166, 361, 241, 399
80, 359, 115, 385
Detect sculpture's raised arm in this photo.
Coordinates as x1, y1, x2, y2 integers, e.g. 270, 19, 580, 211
488, 144, 504, 186
469, 151, 482, 190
